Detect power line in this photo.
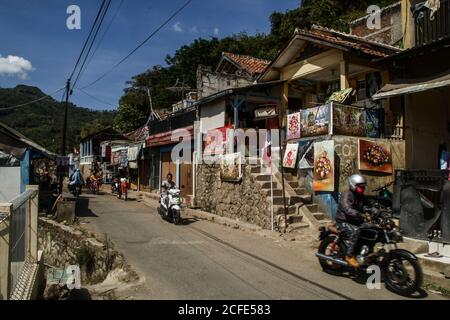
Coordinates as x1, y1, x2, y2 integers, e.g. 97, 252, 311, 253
68, 0, 108, 82
81, 0, 125, 77
0, 87, 66, 111
71, 0, 112, 90
81, 0, 193, 89
76, 88, 117, 108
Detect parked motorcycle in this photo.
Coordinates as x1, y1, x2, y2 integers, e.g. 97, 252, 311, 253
368, 181, 393, 212
158, 188, 182, 225
118, 178, 128, 201
316, 210, 423, 296
88, 177, 102, 195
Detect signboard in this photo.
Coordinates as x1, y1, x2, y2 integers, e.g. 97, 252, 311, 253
300, 105, 331, 138
204, 125, 234, 156
254, 106, 277, 120
313, 140, 335, 192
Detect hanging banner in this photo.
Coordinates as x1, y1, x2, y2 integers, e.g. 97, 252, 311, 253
358, 139, 393, 174
300, 104, 331, 138
120, 149, 128, 167
254, 106, 277, 120
333, 104, 366, 137
112, 152, 121, 165
283, 143, 299, 169
313, 140, 335, 192
287, 112, 301, 140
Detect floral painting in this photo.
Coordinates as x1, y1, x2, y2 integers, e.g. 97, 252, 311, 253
313, 140, 334, 192
287, 112, 301, 140
358, 139, 393, 174
220, 153, 242, 182
283, 143, 299, 169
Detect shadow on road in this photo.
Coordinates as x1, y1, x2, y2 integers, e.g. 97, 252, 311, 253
76, 197, 98, 218
182, 217, 201, 226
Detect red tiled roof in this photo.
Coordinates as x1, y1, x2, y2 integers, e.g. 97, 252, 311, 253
125, 126, 148, 142
298, 25, 401, 58
223, 52, 271, 76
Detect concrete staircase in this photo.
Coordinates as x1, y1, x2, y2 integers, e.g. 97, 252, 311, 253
250, 163, 332, 236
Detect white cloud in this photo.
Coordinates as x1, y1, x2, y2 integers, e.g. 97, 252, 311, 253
0, 54, 35, 79
213, 27, 220, 36
173, 22, 183, 33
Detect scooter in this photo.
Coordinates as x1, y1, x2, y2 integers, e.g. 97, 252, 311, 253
158, 188, 182, 225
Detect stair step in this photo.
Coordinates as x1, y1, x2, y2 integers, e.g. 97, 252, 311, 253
288, 181, 300, 188
313, 212, 326, 220
273, 205, 296, 215
250, 166, 262, 174
287, 222, 310, 232
266, 189, 282, 197
287, 214, 304, 224
256, 175, 271, 182
261, 182, 278, 189
299, 194, 312, 204
306, 204, 319, 213
293, 188, 307, 196
272, 196, 304, 206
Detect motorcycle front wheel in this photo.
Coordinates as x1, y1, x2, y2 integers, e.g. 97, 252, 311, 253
384, 251, 423, 295
172, 210, 181, 225
318, 236, 346, 274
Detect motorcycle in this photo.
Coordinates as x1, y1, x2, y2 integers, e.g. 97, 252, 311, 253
111, 178, 120, 195
88, 177, 102, 194
118, 178, 128, 201
316, 210, 423, 296
158, 188, 182, 225
368, 181, 393, 212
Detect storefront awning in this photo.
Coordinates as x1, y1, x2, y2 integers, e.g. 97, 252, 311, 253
372, 70, 450, 100
146, 126, 194, 148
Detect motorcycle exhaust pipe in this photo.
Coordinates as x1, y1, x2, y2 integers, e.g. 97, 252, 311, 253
315, 253, 349, 267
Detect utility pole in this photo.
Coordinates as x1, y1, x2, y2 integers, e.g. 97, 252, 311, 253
61, 79, 71, 156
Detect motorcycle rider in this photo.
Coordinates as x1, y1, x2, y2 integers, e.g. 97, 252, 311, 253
161, 173, 176, 206
68, 168, 84, 193
336, 174, 375, 268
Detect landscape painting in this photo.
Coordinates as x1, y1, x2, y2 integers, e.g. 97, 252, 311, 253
300, 105, 331, 138
333, 104, 365, 137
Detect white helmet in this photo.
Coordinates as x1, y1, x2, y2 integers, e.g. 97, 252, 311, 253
349, 174, 367, 192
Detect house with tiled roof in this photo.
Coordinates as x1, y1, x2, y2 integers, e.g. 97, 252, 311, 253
197, 52, 271, 99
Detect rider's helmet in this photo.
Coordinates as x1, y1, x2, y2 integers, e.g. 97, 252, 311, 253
349, 174, 367, 194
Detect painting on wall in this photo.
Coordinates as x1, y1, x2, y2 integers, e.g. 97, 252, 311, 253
365, 109, 381, 138
283, 143, 299, 169
287, 112, 301, 140
358, 139, 393, 174
333, 104, 365, 137
298, 140, 314, 169
220, 153, 242, 182
313, 140, 335, 192
300, 105, 331, 138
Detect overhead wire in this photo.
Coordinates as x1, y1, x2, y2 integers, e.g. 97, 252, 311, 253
81, 0, 193, 89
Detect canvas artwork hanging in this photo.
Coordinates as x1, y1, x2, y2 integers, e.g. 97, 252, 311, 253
358, 139, 393, 174
313, 140, 335, 192
283, 143, 299, 169
220, 153, 242, 182
300, 105, 331, 138
287, 112, 301, 140
332, 104, 366, 137
365, 109, 381, 138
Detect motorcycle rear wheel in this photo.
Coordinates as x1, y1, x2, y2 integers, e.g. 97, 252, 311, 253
384, 251, 423, 295
172, 210, 181, 225
318, 236, 346, 274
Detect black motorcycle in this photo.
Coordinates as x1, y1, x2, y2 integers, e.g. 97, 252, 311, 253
316, 210, 423, 296
368, 181, 393, 211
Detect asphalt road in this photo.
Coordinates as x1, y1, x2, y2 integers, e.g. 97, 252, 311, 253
78, 192, 443, 300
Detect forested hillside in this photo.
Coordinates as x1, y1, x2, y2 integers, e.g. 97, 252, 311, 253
0, 85, 116, 153
115, 0, 399, 133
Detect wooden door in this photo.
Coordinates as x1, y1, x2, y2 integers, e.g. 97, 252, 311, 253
180, 163, 193, 197
161, 152, 176, 187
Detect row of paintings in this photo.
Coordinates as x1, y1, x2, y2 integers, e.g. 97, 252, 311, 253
287, 104, 382, 141
283, 139, 393, 192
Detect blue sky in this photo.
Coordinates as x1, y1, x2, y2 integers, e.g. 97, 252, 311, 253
0, 0, 299, 110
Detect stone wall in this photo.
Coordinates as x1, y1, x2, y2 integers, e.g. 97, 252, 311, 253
195, 164, 272, 229
38, 218, 137, 285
